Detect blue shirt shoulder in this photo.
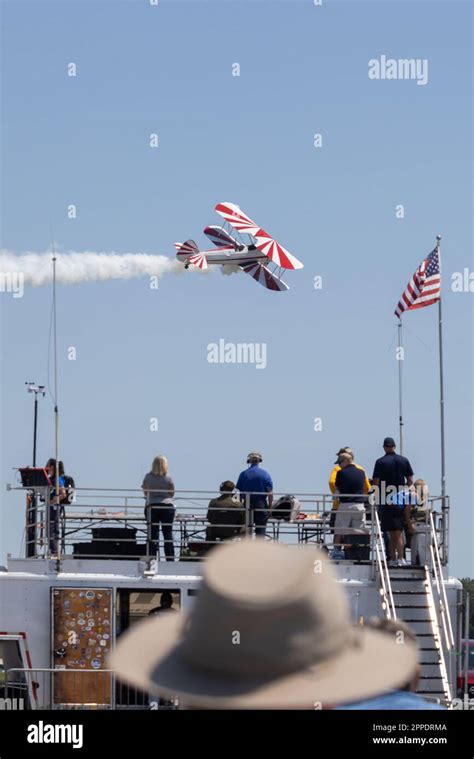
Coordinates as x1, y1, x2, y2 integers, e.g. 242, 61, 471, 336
236, 465, 273, 493
336, 690, 446, 710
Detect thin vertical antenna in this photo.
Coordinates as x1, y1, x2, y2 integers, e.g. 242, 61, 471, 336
52, 236, 60, 556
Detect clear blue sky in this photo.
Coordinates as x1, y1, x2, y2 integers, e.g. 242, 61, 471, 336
1, 0, 472, 576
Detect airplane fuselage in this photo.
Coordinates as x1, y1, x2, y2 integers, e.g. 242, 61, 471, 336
177, 243, 268, 267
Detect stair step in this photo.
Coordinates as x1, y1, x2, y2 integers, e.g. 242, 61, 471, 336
417, 689, 446, 693
418, 650, 442, 664
395, 609, 432, 621
412, 633, 439, 638
394, 604, 430, 609
390, 581, 428, 592
419, 675, 445, 681
398, 619, 433, 625
388, 574, 425, 579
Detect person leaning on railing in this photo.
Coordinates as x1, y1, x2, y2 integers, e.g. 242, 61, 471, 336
142, 455, 175, 561
206, 481, 245, 546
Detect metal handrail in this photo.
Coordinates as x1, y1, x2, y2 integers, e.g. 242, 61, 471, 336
422, 567, 453, 703
372, 507, 397, 620
7, 484, 449, 565
429, 511, 455, 649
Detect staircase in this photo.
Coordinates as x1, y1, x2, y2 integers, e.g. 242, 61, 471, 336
389, 566, 451, 703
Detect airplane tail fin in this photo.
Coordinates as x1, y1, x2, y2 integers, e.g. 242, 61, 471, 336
174, 239, 199, 258
175, 240, 208, 270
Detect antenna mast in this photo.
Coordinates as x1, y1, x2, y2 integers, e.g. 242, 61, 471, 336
52, 243, 60, 557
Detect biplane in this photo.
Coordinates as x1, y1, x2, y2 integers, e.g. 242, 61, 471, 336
174, 202, 303, 292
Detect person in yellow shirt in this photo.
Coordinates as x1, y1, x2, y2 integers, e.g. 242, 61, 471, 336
329, 447, 371, 546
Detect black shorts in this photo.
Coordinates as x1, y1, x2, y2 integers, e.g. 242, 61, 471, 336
380, 505, 405, 532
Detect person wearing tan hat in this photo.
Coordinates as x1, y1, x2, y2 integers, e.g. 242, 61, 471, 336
109, 539, 419, 709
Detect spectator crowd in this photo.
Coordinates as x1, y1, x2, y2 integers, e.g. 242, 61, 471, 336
139, 437, 430, 567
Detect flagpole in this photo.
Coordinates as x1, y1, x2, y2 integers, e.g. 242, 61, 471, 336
397, 318, 404, 454
436, 235, 446, 502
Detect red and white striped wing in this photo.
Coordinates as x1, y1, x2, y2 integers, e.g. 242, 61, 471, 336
241, 263, 289, 292
187, 252, 208, 270
203, 225, 239, 249
215, 202, 261, 236
215, 202, 304, 270
253, 230, 303, 270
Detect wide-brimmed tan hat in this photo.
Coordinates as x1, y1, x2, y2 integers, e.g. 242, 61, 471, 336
109, 540, 418, 709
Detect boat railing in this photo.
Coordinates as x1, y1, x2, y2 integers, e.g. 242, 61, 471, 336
6, 484, 450, 567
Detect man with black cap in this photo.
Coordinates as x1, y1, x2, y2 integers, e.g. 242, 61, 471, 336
372, 438, 414, 566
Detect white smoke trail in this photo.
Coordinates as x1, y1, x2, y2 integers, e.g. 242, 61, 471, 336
221, 263, 241, 276
0, 250, 186, 287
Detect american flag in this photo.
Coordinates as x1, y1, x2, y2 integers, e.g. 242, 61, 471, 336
395, 246, 441, 319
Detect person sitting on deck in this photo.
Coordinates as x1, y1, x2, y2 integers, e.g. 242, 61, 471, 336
206, 481, 245, 545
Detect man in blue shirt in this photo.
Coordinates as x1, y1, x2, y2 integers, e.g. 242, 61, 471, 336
236, 452, 273, 538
